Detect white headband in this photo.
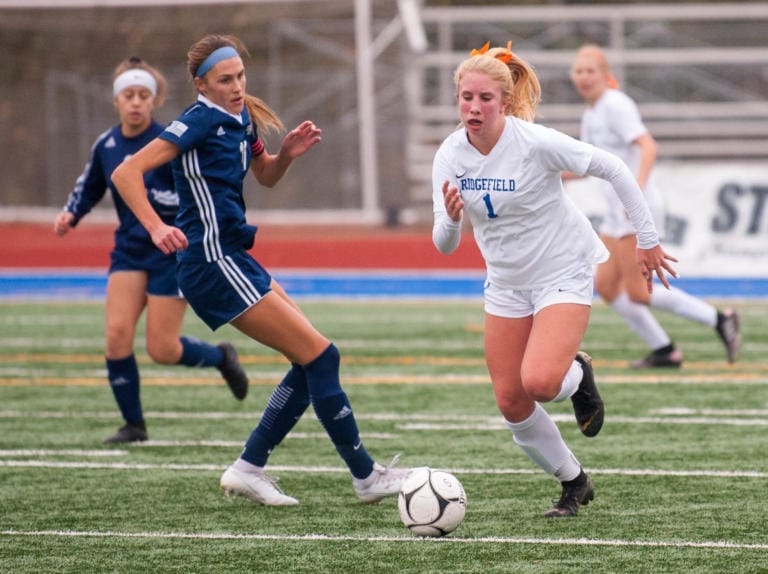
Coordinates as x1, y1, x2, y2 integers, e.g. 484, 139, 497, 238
113, 69, 157, 98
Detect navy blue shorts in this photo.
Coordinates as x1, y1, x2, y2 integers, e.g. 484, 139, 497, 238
177, 251, 273, 330
109, 248, 180, 297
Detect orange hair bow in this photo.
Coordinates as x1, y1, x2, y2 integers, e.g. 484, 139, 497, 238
470, 41, 490, 57
496, 41, 514, 63
470, 41, 514, 63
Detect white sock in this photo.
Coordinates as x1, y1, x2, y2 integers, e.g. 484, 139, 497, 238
232, 458, 263, 474
506, 403, 581, 481
611, 292, 671, 349
650, 286, 718, 327
552, 360, 582, 403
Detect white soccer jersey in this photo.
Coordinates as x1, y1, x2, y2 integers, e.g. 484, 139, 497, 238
580, 89, 665, 237
432, 116, 609, 289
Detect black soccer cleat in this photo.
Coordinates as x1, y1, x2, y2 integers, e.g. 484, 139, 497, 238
217, 343, 249, 400
571, 351, 604, 438
715, 309, 741, 363
629, 345, 683, 369
544, 474, 594, 518
103, 421, 148, 444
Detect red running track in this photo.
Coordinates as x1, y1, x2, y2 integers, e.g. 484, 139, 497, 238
0, 223, 485, 270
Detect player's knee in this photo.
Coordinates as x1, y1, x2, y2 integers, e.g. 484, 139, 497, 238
521, 370, 560, 403
306, 342, 340, 372
146, 338, 181, 365
492, 384, 530, 421
595, 280, 619, 303
105, 325, 135, 357
304, 342, 342, 399
625, 287, 650, 305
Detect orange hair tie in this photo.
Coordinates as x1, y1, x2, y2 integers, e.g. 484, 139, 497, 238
495, 41, 514, 64
470, 41, 490, 57
470, 40, 514, 64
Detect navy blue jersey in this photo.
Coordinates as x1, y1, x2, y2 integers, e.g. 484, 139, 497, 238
65, 121, 178, 264
159, 95, 258, 263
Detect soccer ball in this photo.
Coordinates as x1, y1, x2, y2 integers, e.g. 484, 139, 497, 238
398, 468, 466, 537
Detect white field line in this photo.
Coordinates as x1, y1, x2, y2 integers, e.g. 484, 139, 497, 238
0, 460, 765, 479
0, 449, 128, 457
127, 433, 399, 447
1, 410, 766, 427
650, 407, 768, 416
0, 436, 397, 453
400, 414, 768, 428
3, 374, 768, 386
0, 529, 766, 551
1, 409, 767, 422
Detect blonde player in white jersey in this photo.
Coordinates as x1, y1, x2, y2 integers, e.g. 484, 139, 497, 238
569, 45, 741, 368
432, 42, 677, 517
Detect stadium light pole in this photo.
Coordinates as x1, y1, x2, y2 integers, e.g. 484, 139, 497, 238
398, 0, 427, 54
356, 0, 427, 222
355, 0, 379, 220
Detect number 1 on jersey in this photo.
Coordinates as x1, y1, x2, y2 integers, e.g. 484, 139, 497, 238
482, 193, 498, 219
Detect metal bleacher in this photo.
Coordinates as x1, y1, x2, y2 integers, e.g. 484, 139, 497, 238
403, 2, 768, 206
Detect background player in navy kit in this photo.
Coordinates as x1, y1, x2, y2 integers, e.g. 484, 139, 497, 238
568, 45, 741, 368
112, 35, 415, 506
54, 57, 249, 444
432, 42, 677, 517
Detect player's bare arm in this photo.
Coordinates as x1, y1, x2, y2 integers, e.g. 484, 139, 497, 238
112, 138, 188, 254
250, 120, 321, 188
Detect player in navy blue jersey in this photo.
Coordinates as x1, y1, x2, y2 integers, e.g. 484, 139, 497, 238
54, 57, 249, 445
112, 35, 417, 506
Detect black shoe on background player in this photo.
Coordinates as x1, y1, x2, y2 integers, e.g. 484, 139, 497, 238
571, 352, 604, 438
104, 421, 148, 444
217, 342, 249, 400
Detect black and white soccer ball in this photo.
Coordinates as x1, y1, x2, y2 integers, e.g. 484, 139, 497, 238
398, 468, 466, 537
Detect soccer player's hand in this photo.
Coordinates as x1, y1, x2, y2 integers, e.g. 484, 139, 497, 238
53, 211, 75, 236
281, 120, 322, 159
636, 244, 678, 292
151, 223, 188, 255
442, 181, 464, 223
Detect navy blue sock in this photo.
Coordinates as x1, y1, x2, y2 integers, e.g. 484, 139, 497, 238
178, 336, 223, 368
240, 364, 310, 467
106, 355, 143, 425
304, 343, 374, 479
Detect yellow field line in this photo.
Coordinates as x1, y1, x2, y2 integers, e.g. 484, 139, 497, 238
1, 373, 768, 387
2, 353, 766, 372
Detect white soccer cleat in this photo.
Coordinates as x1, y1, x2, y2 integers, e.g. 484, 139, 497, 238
352, 454, 422, 504
220, 466, 299, 506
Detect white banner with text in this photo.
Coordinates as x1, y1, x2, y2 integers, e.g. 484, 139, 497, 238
565, 161, 768, 278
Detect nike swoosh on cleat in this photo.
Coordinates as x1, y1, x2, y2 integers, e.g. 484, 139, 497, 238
580, 414, 596, 432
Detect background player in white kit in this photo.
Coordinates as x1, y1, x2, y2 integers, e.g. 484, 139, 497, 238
432, 42, 677, 517
568, 45, 741, 368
